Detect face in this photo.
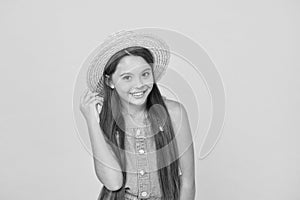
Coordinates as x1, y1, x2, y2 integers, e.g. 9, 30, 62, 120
110, 55, 154, 107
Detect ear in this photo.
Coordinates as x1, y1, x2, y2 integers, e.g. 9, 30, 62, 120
104, 75, 115, 89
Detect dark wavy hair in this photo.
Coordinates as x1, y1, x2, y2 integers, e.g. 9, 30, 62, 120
97, 46, 181, 200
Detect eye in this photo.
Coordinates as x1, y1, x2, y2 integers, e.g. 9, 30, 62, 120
143, 72, 150, 77
123, 76, 131, 80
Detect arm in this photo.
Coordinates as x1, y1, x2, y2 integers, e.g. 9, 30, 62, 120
86, 119, 123, 191
167, 100, 196, 200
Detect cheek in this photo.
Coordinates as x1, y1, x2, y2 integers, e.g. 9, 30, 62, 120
146, 80, 154, 88
144, 75, 154, 85
116, 84, 131, 94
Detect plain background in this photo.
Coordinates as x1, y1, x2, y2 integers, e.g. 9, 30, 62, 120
0, 0, 299, 199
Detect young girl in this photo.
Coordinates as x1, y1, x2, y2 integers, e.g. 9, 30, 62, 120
80, 30, 195, 200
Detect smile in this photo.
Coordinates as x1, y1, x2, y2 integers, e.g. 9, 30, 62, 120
130, 89, 147, 98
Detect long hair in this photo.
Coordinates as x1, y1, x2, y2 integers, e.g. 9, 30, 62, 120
97, 46, 181, 200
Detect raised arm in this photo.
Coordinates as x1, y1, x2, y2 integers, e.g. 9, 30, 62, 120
80, 89, 123, 191
86, 119, 123, 191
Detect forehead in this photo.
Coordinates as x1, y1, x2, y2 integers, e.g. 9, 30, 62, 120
115, 56, 151, 74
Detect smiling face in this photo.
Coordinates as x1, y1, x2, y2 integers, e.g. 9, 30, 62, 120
110, 55, 154, 108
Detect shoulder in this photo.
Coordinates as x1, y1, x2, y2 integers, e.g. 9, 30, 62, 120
162, 96, 193, 154
162, 96, 187, 121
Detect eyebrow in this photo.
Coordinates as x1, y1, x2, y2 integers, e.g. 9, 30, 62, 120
119, 67, 151, 77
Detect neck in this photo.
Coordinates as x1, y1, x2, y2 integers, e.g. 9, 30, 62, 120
120, 100, 149, 127
120, 100, 147, 116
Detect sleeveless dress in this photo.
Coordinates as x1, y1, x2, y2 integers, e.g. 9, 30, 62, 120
124, 123, 182, 200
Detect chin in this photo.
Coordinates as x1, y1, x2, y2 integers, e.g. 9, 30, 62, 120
128, 96, 147, 105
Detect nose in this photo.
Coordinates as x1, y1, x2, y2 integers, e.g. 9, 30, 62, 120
134, 75, 144, 88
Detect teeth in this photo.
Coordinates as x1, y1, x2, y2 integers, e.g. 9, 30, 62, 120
132, 93, 143, 97
131, 90, 145, 97
133, 92, 143, 95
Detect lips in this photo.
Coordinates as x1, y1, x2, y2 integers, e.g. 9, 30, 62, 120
130, 89, 147, 97
130, 89, 147, 95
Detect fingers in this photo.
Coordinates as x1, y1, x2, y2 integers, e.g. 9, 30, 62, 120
87, 98, 103, 114
86, 96, 103, 106
81, 88, 102, 104
80, 88, 89, 104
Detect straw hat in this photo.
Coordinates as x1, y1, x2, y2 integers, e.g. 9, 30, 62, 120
85, 30, 170, 96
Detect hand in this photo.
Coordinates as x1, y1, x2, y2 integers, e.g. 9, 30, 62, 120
79, 88, 103, 123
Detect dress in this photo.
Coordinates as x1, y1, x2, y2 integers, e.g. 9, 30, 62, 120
124, 123, 182, 200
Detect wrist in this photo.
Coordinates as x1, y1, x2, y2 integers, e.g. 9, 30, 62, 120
86, 117, 100, 127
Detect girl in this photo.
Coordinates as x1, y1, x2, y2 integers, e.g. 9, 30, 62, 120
80, 30, 195, 200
